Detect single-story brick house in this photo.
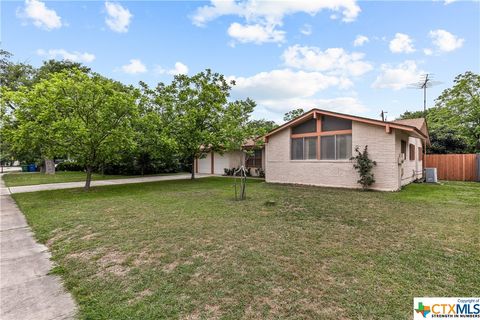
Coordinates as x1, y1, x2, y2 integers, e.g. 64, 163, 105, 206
195, 108, 429, 191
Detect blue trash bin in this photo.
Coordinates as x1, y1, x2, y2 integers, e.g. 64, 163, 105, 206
28, 164, 36, 172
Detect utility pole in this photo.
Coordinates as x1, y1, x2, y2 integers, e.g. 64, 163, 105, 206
380, 110, 388, 122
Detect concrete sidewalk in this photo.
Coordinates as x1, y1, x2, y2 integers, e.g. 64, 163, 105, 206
0, 177, 77, 319
5, 173, 212, 194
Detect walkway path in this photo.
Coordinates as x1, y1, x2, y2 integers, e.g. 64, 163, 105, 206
0, 176, 77, 320
4, 173, 212, 194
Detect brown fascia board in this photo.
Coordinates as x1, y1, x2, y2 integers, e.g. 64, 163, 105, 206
264, 108, 428, 141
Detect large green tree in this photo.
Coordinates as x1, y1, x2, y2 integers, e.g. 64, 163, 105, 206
246, 119, 278, 136
131, 82, 177, 175
7, 69, 139, 189
435, 71, 479, 151
153, 69, 255, 179
1, 53, 92, 172
283, 108, 305, 122
399, 71, 480, 153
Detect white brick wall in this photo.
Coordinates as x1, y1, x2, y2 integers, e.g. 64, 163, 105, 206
395, 131, 423, 186
265, 121, 406, 191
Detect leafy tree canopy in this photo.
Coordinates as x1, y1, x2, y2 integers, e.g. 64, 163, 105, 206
246, 119, 278, 136
6, 69, 140, 189
153, 69, 256, 178
398, 71, 480, 153
283, 108, 305, 122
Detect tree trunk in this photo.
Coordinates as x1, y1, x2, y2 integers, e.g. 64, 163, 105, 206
84, 166, 93, 191
44, 158, 55, 175
191, 156, 195, 180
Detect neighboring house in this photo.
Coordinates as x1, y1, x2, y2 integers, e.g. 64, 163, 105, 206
196, 108, 429, 191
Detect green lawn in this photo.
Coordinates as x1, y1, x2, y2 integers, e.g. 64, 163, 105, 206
12, 178, 480, 319
2, 171, 184, 187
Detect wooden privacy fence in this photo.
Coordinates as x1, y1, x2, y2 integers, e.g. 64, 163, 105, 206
425, 154, 479, 181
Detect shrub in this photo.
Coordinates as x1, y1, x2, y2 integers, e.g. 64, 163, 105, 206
351, 145, 377, 190
224, 167, 252, 177
56, 161, 84, 172
255, 168, 265, 178
224, 168, 235, 176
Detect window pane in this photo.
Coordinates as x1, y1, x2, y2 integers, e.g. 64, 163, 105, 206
320, 136, 335, 160
401, 140, 407, 159
409, 144, 415, 160
321, 115, 352, 131
291, 118, 316, 134
336, 134, 352, 159
291, 138, 303, 160
304, 137, 317, 160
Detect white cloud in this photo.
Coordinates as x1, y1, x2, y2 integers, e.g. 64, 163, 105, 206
192, 0, 361, 44
300, 24, 312, 36
259, 97, 368, 116
168, 62, 189, 75
372, 60, 423, 90
105, 1, 132, 33
429, 29, 464, 52
192, 0, 361, 26
423, 48, 433, 56
353, 35, 369, 47
36, 49, 95, 63
389, 33, 415, 53
17, 0, 62, 30
282, 45, 373, 77
227, 22, 285, 44
230, 69, 349, 101
155, 62, 189, 75
444, 0, 458, 4
120, 59, 147, 74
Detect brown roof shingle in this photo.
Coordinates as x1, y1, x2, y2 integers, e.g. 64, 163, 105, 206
392, 118, 428, 137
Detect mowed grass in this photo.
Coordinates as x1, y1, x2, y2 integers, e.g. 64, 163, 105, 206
12, 178, 480, 319
3, 171, 184, 187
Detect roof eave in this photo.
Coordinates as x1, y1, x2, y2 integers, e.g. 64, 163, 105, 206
265, 108, 429, 141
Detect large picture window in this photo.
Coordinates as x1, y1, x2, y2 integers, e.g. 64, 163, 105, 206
291, 137, 317, 160
320, 134, 352, 160
290, 115, 353, 161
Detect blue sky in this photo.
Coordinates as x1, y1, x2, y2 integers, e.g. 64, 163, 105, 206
3, 0, 480, 123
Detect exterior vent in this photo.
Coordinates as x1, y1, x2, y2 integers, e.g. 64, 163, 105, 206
425, 168, 438, 183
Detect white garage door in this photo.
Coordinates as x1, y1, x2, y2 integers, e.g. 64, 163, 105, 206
197, 153, 211, 174
214, 153, 230, 175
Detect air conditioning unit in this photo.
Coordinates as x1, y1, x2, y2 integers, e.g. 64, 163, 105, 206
425, 168, 437, 183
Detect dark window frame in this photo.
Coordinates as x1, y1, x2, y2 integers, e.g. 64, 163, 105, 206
409, 143, 416, 161
246, 149, 262, 168
401, 140, 407, 160
291, 118, 317, 134
321, 115, 352, 132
